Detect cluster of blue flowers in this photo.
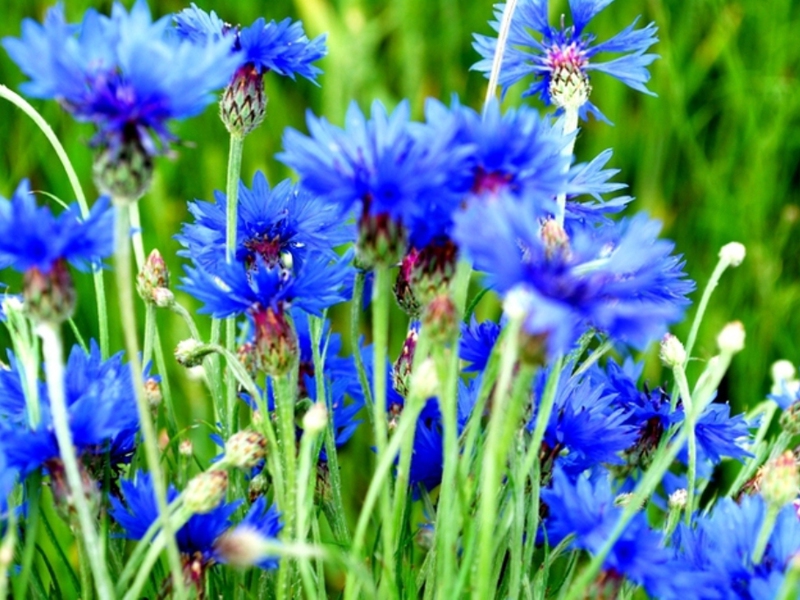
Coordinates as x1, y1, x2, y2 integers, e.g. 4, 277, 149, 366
1, 0, 799, 597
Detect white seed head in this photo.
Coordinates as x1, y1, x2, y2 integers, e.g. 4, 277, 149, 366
660, 334, 687, 368
717, 321, 745, 354
772, 360, 797, 385
175, 338, 206, 367
719, 242, 746, 267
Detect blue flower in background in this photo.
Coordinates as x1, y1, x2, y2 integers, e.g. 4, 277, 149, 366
460, 317, 501, 373
473, 0, 658, 121
177, 172, 352, 272
0, 341, 139, 478
175, 4, 326, 82
3, 1, 238, 154
220, 497, 283, 569
0, 180, 113, 274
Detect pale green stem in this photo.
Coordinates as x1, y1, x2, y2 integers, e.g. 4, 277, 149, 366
482, 0, 519, 111
351, 271, 375, 414
776, 559, 800, 600
752, 505, 779, 564
225, 134, 245, 436
13, 472, 41, 599
37, 322, 114, 599
0, 85, 110, 357
296, 420, 323, 599
673, 365, 697, 524
371, 267, 396, 593
275, 374, 299, 599
555, 106, 579, 226
474, 318, 522, 598
310, 316, 351, 544
114, 205, 186, 600
684, 256, 732, 362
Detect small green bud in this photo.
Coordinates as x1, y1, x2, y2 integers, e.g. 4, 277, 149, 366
356, 209, 407, 270
660, 333, 687, 368
421, 294, 458, 344
220, 65, 267, 137
185, 469, 229, 514
253, 307, 298, 377
225, 430, 267, 470
23, 260, 75, 324
175, 339, 212, 368
761, 451, 799, 508
92, 136, 153, 204
137, 249, 170, 304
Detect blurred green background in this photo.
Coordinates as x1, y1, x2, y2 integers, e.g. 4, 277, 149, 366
1, 0, 799, 471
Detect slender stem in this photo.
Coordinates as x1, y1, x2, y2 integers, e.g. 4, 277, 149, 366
225, 134, 245, 436
296, 419, 323, 599
752, 505, 779, 564
0, 85, 109, 357
673, 365, 697, 523
684, 257, 732, 362
351, 271, 375, 414
555, 106, 579, 226
482, 0, 519, 111
474, 318, 522, 598
777, 558, 800, 600
371, 266, 396, 593
113, 205, 186, 600
37, 322, 114, 599
275, 374, 299, 599
14, 472, 42, 599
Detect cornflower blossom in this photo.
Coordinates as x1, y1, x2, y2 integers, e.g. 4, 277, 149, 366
0, 180, 114, 322
177, 171, 352, 273
278, 100, 472, 265
473, 0, 659, 121
453, 194, 694, 358
3, 1, 237, 156
460, 317, 502, 373
110, 472, 282, 579
0, 341, 139, 480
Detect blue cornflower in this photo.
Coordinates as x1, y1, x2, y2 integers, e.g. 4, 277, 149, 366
681, 403, 753, 466
473, 0, 658, 121
180, 252, 352, 319
460, 317, 501, 373
0, 341, 139, 478
175, 4, 326, 82
543, 468, 715, 598
529, 365, 639, 476
672, 495, 800, 599
0, 180, 113, 274
454, 195, 694, 358
0, 446, 18, 520
216, 497, 283, 569
177, 171, 352, 272
3, 1, 237, 155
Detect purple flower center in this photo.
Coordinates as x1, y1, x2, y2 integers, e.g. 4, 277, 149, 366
545, 42, 588, 75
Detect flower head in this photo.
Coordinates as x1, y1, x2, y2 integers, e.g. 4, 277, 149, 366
177, 172, 352, 273
215, 497, 283, 570
3, 1, 238, 155
473, 0, 658, 121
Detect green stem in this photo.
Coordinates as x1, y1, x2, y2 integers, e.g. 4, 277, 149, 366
684, 256, 732, 362
776, 559, 800, 600
275, 374, 299, 599
113, 205, 186, 600
482, 0, 519, 111
351, 271, 375, 415
296, 420, 323, 599
37, 323, 114, 599
0, 85, 109, 357
371, 266, 396, 593
752, 505, 779, 564
673, 365, 697, 524
555, 106, 580, 226
474, 318, 522, 598
225, 134, 245, 436
14, 472, 41, 600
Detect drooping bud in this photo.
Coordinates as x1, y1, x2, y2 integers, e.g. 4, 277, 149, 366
392, 326, 418, 397
225, 430, 267, 470
220, 64, 267, 137
185, 469, 229, 514
421, 294, 458, 344
717, 321, 745, 354
546, 43, 591, 110
252, 306, 298, 377
175, 339, 213, 368
23, 259, 76, 324
355, 207, 407, 270
137, 249, 170, 303
302, 402, 328, 435
761, 451, 799, 508
92, 132, 153, 204
719, 242, 746, 267
660, 334, 687, 369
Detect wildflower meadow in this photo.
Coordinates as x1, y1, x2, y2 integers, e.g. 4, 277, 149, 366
1, 0, 800, 598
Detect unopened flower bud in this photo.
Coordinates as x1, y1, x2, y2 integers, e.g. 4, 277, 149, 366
175, 339, 211, 368
780, 403, 800, 437
179, 439, 194, 457
185, 469, 229, 514
719, 242, 746, 267
92, 137, 153, 204
717, 321, 745, 354
238, 342, 259, 380
248, 473, 268, 503
143, 377, 162, 408
421, 294, 458, 344
302, 402, 328, 434
761, 451, 799, 508
407, 240, 458, 307
415, 525, 434, 550
409, 357, 439, 400
137, 249, 170, 303
392, 326, 418, 397
660, 334, 687, 368
23, 260, 75, 324
215, 527, 275, 568
394, 249, 422, 317
668, 489, 688, 510
549, 48, 592, 110
253, 307, 298, 377
225, 430, 267, 469
356, 210, 407, 269
773, 360, 797, 386
152, 287, 174, 308
220, 65, 267, 137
